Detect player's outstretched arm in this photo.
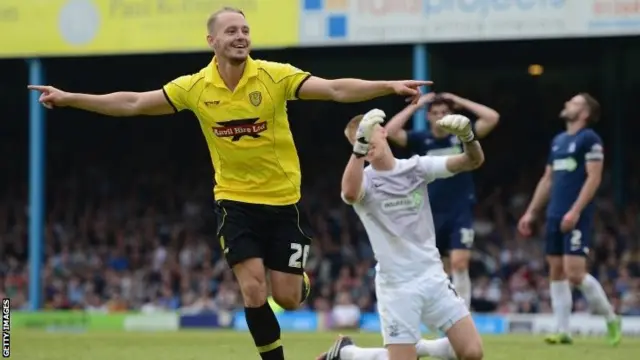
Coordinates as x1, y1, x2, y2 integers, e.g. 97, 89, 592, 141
297, 77, 432, 103
27, 86, 174, 117
385, 93, 435, 147
440, 93, 500, 138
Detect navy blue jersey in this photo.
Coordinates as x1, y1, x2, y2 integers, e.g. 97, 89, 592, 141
547, 128, 604, 218
406, 131, 476, 213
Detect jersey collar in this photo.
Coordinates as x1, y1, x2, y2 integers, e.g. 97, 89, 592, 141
206, 56, 259, 90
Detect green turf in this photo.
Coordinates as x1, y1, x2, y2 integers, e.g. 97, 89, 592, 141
10, 330, 640, 360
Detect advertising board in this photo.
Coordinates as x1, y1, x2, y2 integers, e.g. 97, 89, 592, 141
508, 313, 640, 337
0, 0, 299, 58
233, 310, 319, 332
11, 311, 125, 331
300, 0, 640, 45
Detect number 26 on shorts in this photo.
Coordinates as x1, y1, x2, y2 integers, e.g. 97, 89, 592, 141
288, 243, 310, 269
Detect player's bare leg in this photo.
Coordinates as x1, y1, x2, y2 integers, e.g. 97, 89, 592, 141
386, 344, 418, 360
270, 270, 311, 310
450, 249, 472, 308
234, 258, 269, 307
545, 255, 573, 344
564, 255, 621, 346
445, 315, 483, 360
233, 258, 285, 360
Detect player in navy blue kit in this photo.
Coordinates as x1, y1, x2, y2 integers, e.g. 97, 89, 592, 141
386, 92, 500, 307
518, 93, 621, 346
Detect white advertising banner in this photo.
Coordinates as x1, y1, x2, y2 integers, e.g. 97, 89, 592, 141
507, 314, 640, 337
299, 0, 640, 45
123, 314, 179, 332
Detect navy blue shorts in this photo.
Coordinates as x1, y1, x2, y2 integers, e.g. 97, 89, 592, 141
434, 207, 475, 257
544, 216, 592, 257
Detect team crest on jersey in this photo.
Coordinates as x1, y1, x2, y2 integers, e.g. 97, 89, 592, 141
213, 117, 267, 141
249, 91, 262, 106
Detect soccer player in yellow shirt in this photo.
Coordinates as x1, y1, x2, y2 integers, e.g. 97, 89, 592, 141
29, 7, 430, 360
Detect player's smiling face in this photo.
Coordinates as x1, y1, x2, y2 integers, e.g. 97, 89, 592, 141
211, 12, 251, 64
560, 95, 586, 122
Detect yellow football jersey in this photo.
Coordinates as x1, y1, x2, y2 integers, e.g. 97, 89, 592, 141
163, 57, 310, 205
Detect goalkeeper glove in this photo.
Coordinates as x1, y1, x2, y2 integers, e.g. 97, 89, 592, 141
353, 109, 386, 158
436, 114, 475, 143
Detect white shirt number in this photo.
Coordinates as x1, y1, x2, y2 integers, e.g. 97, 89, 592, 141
288, 243, 310, 269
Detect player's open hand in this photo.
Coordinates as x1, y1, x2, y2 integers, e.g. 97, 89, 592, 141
27, 85, 71, 109
436, 114, 474, 142
517, 212, 535, 237
390, 80, 432, 103
561, 210, 580, 233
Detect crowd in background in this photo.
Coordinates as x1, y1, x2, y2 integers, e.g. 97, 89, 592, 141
1, 47, 640, 318
2, 120, 639, 318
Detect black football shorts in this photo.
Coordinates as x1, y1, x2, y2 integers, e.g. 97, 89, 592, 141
214, 200, 313, 275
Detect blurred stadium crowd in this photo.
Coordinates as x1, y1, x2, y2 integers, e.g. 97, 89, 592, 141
2, 122, 639, 319
1, 47, 640, 320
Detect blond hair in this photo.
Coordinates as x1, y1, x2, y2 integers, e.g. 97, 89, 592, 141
344, 114, 364, 145
207, 7, 245, 33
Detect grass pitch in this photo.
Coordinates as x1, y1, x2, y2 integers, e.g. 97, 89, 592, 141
11, 330, 640, 360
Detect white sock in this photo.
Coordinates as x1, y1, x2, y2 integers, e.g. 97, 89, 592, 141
340, 345, 388, 360
579, 274, 617, 321
452, 270, 472, 308
550, 280, 572, 334
416, 338, 456, 359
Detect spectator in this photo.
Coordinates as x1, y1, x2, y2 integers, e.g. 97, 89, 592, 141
331, 292, 361, 330
1, 87, 639, 317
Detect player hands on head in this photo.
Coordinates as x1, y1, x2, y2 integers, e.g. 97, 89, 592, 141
28, 7, 436, 360
518, 93, 621, 346
317, 109, 485, 360
383, 92, 500, 309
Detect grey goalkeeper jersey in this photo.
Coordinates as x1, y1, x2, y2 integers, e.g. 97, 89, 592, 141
343, 155, 454, 285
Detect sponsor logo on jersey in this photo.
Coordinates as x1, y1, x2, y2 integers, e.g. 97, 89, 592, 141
552, 157, 578, 172
381, 189, 424, 212
213, 118, 266, 141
